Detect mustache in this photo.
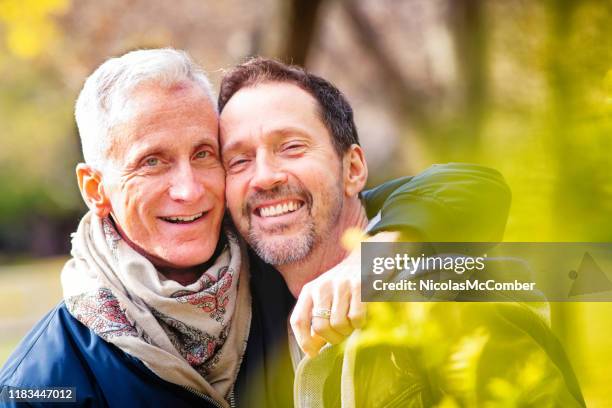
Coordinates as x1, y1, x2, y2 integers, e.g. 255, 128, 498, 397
245, 184, 312, 215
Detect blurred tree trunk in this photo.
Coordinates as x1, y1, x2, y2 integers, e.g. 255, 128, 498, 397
342, 0, 490, 162
342, 0, 432, 134
280, 0, 325, 66
448, 0, 488, 158
341, 0, 434, 173
546, 0, 582, 377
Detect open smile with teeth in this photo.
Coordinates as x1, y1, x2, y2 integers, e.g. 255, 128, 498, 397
160, 212, 204, 224
257, 200, 304, 218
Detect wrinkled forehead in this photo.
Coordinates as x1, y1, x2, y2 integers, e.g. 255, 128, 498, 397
105, 81, 220, 163
123, 80, 217, 121
219, 82, 324, 146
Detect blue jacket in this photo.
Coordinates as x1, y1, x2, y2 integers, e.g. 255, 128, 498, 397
0, 303, 220, 407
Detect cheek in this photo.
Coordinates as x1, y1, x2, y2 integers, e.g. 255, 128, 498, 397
225, 175, 247, 213
119, 179, 162, 219
207, 169, 227, 204
307, 168, 342, 210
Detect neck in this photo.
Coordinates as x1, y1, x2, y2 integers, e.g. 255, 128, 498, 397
118, 231, 205, 286
157, 265, 203, 286
277, 198, 369, 297
154, 246, 224, 286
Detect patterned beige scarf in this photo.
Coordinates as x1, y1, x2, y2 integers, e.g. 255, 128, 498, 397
61, 212, 251, 407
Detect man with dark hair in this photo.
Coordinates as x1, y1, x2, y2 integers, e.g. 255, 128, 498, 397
217, 57, 514, 406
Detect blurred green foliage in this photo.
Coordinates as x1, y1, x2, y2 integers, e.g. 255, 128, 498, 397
0, 61, 79, 219
351, 302, 585, 407
0, 0, 82, 254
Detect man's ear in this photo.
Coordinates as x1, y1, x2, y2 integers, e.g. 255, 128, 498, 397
76, 163, 112, 217
343, 144, 368, 197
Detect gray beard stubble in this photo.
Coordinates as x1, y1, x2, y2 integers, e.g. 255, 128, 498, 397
245, 182, 343, 266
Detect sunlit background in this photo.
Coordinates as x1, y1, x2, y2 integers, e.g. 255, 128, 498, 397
0, 0, 611, 405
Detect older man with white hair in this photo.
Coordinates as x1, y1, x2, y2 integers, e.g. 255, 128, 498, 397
0, 49, 510, 408
2, 49, 248, 407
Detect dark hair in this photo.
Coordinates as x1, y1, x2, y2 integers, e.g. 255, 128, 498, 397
218, 57, 359, 156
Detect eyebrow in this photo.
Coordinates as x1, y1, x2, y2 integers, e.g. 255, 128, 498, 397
275, 127, 311, 139
190, 135, 219, 150
221, 140, 245, 156
124, 146, 163, 167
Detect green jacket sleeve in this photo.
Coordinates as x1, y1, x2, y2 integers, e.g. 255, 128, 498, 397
362, 163, 511, 241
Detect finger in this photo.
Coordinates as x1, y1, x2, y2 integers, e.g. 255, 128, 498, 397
348, 279, 367, 329
307, 332, 327, 358
330, 281, 353, 336
290, 288, 319, 357
311, 285, 345, 345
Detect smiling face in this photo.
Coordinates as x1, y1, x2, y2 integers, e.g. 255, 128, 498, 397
100, 81, 225, 268
220, 81, 345, 265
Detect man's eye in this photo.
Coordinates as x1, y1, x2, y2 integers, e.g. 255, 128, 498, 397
230, 159, 247, 167
282, 143, 305, 152
194, 150, 210, 159
228, 157, 250, 170
144, 157, 159, 166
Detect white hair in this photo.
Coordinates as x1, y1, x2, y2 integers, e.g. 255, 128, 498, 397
75, 48, 216, 166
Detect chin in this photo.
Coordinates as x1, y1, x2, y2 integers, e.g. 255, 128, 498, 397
249, 229, 315, 266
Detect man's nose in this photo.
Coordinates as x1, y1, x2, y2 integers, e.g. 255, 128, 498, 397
251, 154, 287, 190
168, 163, 205, 202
